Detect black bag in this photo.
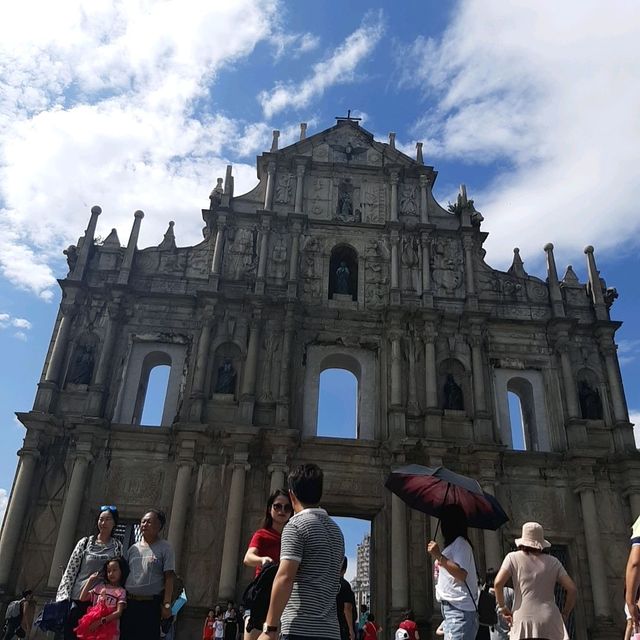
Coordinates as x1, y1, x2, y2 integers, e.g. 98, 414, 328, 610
241, 562, 279, 632
477, 585, 498, 627
34, 599, 71, 632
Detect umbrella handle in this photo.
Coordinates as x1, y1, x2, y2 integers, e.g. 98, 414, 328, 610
431, 483, 451, 542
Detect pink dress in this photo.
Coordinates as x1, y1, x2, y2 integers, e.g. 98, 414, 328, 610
75, 584, 126, 640
498, 551, 569, 640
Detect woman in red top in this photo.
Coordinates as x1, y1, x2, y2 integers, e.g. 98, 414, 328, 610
243, 489, 292, 640
202, 609, 215, 640
397, 610, 419, 640
363, 613, 382, 640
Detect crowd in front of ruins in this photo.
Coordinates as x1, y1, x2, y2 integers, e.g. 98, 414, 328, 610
4, 462, 640, 640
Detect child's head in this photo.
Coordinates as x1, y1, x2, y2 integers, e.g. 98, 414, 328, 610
367, 613, 375, 622
104, 557, 128, 586
208, 609, 215, 618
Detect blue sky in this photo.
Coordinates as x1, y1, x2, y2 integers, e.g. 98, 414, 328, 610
1, 0, 640, 569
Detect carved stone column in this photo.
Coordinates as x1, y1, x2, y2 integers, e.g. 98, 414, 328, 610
462, 235, 477, 309
584, 246, 607, 321
575, 481, 612, 618
597, 331, 628, 423
48, 444, 93, 587
294, 164, 305, 213
43, 302, 78, 393
468, 331, 487, 414
0, 443, 40, 586
167, 441, 196, 572
70, 205, 101, 281
118, 210, 144, 285
556, 337, 580, 419
269, 447, 288, 493
264, 161, 276, 211
390, 171, 399, 222
240, 316, 261, 422
544, 243, 565, 318
419, 175, 429, 224
390, 231, 400, 290
424, 323, 438, 409
276, 307, 294, 426
189, 316, 214, 421
218, 452, 250, 601
211, 220, 226, 279
479, 476, 502, 571
287, 223, 301, 298
255, 217, 271, 294
389, 330, 403, 407
391, 493, 409, 609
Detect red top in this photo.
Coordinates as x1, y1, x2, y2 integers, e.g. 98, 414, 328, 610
248, 527, 282, 576
399, 620, 418, 640
203, 618, 215, 640
363, 621, 380, 640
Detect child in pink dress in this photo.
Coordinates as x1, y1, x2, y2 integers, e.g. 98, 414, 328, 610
75, 557, 128, 640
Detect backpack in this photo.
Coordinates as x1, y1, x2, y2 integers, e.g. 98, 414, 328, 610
241, 562, 279, 632
477, 584, 498, 627
4, 599, 22, 622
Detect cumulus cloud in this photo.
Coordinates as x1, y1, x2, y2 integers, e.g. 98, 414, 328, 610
258, 12, 384, 118
0, 488, 7, 529
0, 313, 33, 338
0, 0, 290, 299
630, 411, 640, 449
401, 0, 640, 268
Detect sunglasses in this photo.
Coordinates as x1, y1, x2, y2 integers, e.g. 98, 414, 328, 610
100, 505, 118, 513
272, 503, 292, 513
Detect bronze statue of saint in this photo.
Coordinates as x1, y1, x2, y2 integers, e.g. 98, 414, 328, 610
215, 358, 236, 394
336, 261, 351, 295
443, 373, 464, 410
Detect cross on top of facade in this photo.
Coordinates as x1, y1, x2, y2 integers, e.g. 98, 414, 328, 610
335, 109, 362, 123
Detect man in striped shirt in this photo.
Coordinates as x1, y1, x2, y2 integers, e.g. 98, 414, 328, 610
258, 464, 345, 640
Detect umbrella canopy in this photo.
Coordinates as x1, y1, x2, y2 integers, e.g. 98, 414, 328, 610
385, 464, 509, 530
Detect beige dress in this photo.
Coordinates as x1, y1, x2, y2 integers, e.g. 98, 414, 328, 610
499, 551, 569, 640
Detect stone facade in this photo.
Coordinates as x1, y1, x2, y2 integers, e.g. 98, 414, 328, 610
0, 117, 638, 639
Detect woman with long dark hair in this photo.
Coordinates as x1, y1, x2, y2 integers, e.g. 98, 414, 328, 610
493, 522, 576, 639
56, 506, 124, 640
242, 489, 292, 640
427, 504, 478, 640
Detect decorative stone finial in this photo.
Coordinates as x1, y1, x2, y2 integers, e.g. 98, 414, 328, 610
508, 247, 528, 278
562, 265, 580, 284
300, 123, 307, 140
458, 184, 468, 206
271, 130, 280, 152
543, 242, 554, 252
224, 165, 234, 197
134, 210, 144, 219
416, 142, 424, 164
91, 205, 102, 215
158, 221, 176, 250
388, 132, 396, 149
584, 245, 594, 254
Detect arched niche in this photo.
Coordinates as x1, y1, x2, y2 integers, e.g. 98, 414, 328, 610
576, 367, 604, 420
437, 358, 468, 414
303, 345, 376, 439
493, 368, 551, 451
211, 342, 242, 399
329, 244, 359, 301
65, 331, 99, 387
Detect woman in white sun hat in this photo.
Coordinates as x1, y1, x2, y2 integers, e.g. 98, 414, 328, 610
493, 522, 577, 640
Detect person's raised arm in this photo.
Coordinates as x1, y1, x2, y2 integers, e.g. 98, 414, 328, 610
78, 571, 101, 602
427, 541, 467, 583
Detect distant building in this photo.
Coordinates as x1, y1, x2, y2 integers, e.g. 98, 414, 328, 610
352, 533, 370, 609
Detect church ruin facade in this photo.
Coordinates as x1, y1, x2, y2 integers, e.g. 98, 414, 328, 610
0, 117, 637, 639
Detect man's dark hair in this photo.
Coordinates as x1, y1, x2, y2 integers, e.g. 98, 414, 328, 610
145, 508, 167, 529
288, 464, 323, 505
403, 609, 414, 621
21, 590, 32, 599
367, 613, 375, 622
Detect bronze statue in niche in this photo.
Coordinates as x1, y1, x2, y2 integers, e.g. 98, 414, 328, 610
578, 379, 603, 420
214, 358, 236, 394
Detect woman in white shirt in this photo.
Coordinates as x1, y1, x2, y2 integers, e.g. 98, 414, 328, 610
427, 505, 478, 640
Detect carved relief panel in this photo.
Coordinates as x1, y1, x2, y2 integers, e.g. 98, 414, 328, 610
223, 226, 257, 281
432, 236, 464, 297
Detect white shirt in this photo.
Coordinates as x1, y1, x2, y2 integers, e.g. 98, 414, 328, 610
435, 536, 478, 611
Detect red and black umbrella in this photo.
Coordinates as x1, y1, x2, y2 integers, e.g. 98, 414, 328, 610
385, 464, 508, 531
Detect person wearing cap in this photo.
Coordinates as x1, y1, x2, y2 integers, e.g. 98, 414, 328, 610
56, 505, 123, 640
494, 522, 576, 639
624, 515, 640, 635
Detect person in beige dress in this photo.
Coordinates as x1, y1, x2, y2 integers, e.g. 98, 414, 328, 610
494, 523, 577, 640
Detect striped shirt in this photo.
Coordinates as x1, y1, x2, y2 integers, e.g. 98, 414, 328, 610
280, 508, 345, 638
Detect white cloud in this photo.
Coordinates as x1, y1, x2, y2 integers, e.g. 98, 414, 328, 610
618, 340, 640, 367
258, 12, 384, 118
630, 411, 640, 449
401, 0, 640, 268
0, 489, 8, 530
0, 0, 288, 299
270, 31, 320, 61
0, 313, 33, 338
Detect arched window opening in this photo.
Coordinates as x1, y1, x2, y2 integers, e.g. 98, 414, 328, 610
317, 368, 358, 438
508, 392, 527, 451
132, 351, 172, 426
507, 377, 538, 451
329, 245, 358, 301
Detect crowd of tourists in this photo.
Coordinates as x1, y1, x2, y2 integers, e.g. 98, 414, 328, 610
3, 463, 640, 640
